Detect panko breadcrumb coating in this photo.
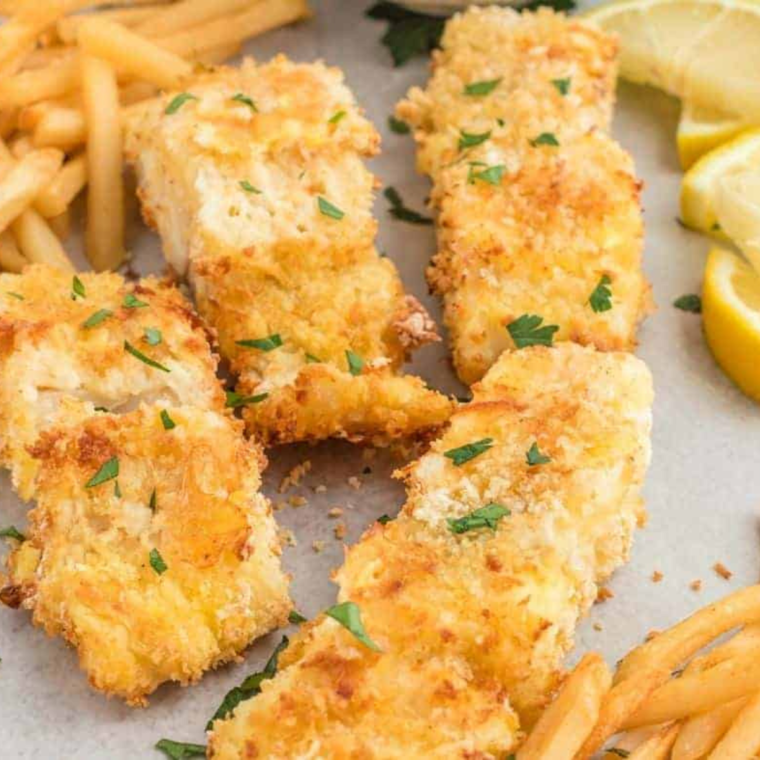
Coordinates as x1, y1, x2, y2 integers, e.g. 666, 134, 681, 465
0, 264, 224, 499
397, 8, 650, 385
0, 405, 290, 706
208, 344, 653, 758
124, 56, 454, 445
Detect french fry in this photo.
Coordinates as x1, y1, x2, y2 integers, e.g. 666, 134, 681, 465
518, 654, 611, 760
707, 691, 760, 759
0, 230, 28, 273
0, 56, 79, 109
0, 148, 64, 233
47, 209, 71, 241
196, 42, 242, 66
10, 208, 73, 271
119, 81, 157, 105
672, 698, 748, 760
77, 18, 192, 90
19, 45, 73, 71
0, 108, 17, 139
81, 54, 124, 270
683, 623, 760, 676
134, 0, 254, 38
57, 5, 167, 44
34, 153, 87, 218
32, 106, 85, 149
627, 723, 681, 760
9, 135, 35, 159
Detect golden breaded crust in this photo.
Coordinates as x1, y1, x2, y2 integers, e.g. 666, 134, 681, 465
397, 8, 649, 385
124, 56, 454, 445
208, 344, 653, 756
0, 264, 225, 499
0, 405, 291, 705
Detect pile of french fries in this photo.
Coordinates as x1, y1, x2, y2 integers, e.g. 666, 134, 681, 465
0, 0, 310, 274
518, 584, 760, 760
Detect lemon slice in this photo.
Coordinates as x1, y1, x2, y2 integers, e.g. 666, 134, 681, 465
585, 0, 760, 120
680, 128, 760, 236
713, 171, 760, 272
703, 246, 760, 402
677, 103, 748, 170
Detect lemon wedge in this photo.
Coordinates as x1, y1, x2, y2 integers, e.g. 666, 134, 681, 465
586, 0, 760, 120
680, 128, 760, 237
703, 246, 760, 402
677, 104, 748, 170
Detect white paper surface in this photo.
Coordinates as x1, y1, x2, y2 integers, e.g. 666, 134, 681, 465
1, 2, 759, 757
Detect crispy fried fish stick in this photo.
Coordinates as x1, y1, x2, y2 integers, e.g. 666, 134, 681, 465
397, 8, 650, 385
208, 344, 653, 757
124, 57, 454, 446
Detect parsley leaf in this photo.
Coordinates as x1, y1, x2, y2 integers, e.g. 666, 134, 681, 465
530, 132, 560, 147
346, 349, 365, 376
388, 115, 410, 134
85, 456, 119, 488
149, 489, 157, 511
6, 291, 24, 300
464, 78, 502, 96
507, 314, 559, 348
366, 2, 445, 67
523, 0, 576, 9
674, 294, 702, 313
444, 438, 493, 466
458, 129, 491, 151
114, 480, 121, 498
317, 196, 345, 220
447, 503, 510, 534
236, 334, 282, 351
468, 163, 505, 186
325, 601, 382, 652
551, 77, 571, 95
589, 275, 613, 313
149, 548, 167, 575
526, 442, 551, 466
81, 308, 113, 329
0, 526, 25, 542
384, 186, 433, 225
155, 739, 206, 760
165, 93, 197, 114
305, 353, 321, 363
231, 93, 257, 111
225, 391, 268, 408
239, 180, 262, 194
288, 610, 307, 625
124, 340, 171, 372
71, 275, 86, 300
160, 409, 176, 430
377, 514, 393, 525
328, 110, 347, 125
123, 293, 148, 309
144, 327, 162, 346
206, 636, 289, 729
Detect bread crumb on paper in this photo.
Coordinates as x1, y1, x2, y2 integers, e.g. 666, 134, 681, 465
279, 528, 297, 548
347, 476, 362, 490
713, 562, 733, 580
289, 495, 308, 508
651, 570, 663, 583
334, 523, 347, 540
596, 586, 614, 603
279, 460, 312, 493
312, 540, 325, 554
690, 579, 702, 592
328, 507, 343, 518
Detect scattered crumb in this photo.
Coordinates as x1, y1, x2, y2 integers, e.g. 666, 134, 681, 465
279, 528, 297, 548
278, 460, 312, 493
362, 448, 377, 462
690, 579, 703, 592
312, 540, 325, 554
347, 476, 362, 490
272, 501, 287, 512
362, 466, 372, 475
596, 587, 615, 603
645, 629, 660, 642
313, 484, 327, 494
593, 622, 603, 632
288, 495, 307, 508
713, 562, 733, 581
327, 507, 343, 518
334, 522, 347, 540
651, 570, 664, 583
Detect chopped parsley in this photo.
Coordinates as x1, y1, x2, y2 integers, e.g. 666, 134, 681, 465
507, 314, 559, 348
325, 601, 382, 652
71, 275, 86, 300
447, 503, 510, 534
530, 132, 560, 147
458, 129, 491, 151
124, 340, 170, 372
123, 293, 148, 309
236, 334, 282, 351
463, 78, 502, 96
366, 2, 444, 67
81, 308, 113, 329
317, 196, 345, 220
288, 610, 307, 625
149, 548, 167, 575
0, 526, 25, 542
551, 77, 571, 96
160, 409, 176, 430
444, 438, 493, 467
85, 456, 119, 489
346, 349, 365, 376
155, 739, 206, 760
328, 109, 347, 125
239, 180, 262, 194
377, 514, 393, 525
467, 162, 505, 186
149, 489, 157, 512
589, 275, 613, 313
674, 294, 702, 313
384, 186, 433, 225
6, 291, 23, 300
165, 93, 197, 114
388, 115, 410, 134
606, 750, 630, 759
114, 480, 121, 498
225, 390, 268, 408
206, 636, 289, 729
526, 442, 551, 466
144, 327, 162, 346
305, 353, 321, 363
231, 93, 257, 111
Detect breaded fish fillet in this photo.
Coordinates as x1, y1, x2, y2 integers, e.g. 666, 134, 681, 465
208, 344, 653, 758
0, 405, 290, 705
397, 8, 650, 385
124, 56, 454, 446
0, 264, 224, 499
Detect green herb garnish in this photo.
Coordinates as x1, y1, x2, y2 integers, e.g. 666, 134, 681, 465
149, 548, 167, 575
526, 442, 551, 466
377, 514, 392, 525
288, 610, 307, 625
124, 340, 170, 372
366, 2, 445, 67
0, 526, 25, 542
467, 163, 505, 186
155, 739, 206, 760
317, 196, 345, 220
123, 293, 148, 309
71, 275, 86, 300
225, 391, 268, 408
507, 314, 559, 348
674, 294, 702, 313
114, 480, 121, 498
447, 503, 510, 534
346, 349, 365, 376
239, 180, 262, 194
81, 308, 113, 329
589, 275, 613, 313
231, 93, 257, 111
144, 327, 162, 346
149, 489, 157, 512
160, 409, 176, 430
444, 438, 493, 466
463, 78, 501, 96
6, 292, 23, 300
305, 353, 321, 363
384, 186, 432, 225
236, 334, 282, 352
85, 456, 119, 488
328, 110, 347, 125
458, 129, 491, 151
388, 115, 410, 134
325, 601, 382, 652
530, 132, 560, 147
165, 93, 198, 114
551, 77, 571, 95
